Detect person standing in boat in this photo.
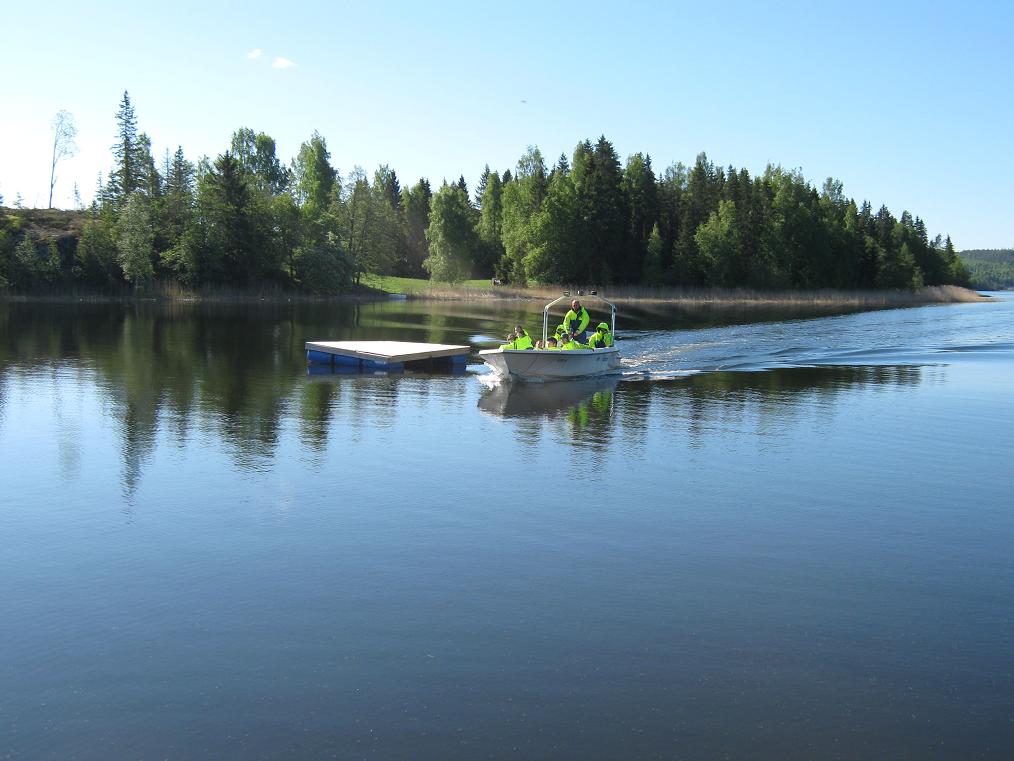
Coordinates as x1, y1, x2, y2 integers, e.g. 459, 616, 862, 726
563, 299, 591, 342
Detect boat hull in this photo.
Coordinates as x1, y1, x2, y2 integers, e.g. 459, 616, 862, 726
478, 347, 621, 381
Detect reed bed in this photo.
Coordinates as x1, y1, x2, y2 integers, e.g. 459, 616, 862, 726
408, 283, 989, 307
3, 281, 987, 307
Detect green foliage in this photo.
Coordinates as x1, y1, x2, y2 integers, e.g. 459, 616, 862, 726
476, 170, 504, 277
695, 201, 742, 286
523, 170, 583, 283
642, 224, 665, 286
193, 152, 272, 284
105, 91, 150, 207
499, 146, 547, 283
333, 166, 372, 279
231, 128, 288, 194
959, 248, 1014, 289
581, 136, 628, 283
292, 131, 336, 219
9, 90, 972, 295
77, 211, 122, 287
424, 184, 479, 282
401, 179, 432, 277
622, 153, 658, 282
117, 192, 155, 284
293, 233, 354, 293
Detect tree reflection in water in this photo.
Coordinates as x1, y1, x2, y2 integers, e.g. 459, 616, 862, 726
0, 300, 928, 496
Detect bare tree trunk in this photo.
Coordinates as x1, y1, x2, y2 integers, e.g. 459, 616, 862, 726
49, 110, 78, 208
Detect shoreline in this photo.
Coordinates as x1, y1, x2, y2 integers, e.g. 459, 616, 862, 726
0, 284, 991, 308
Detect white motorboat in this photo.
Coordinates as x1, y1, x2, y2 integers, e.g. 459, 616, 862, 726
478, 291, 621, 381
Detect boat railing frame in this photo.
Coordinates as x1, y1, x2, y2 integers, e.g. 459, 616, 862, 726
542, 291, 616, 345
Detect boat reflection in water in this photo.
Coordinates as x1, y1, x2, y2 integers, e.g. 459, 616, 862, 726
478, 374, 620, 418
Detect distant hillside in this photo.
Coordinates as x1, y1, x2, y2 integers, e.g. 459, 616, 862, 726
959, 249, 1014, 290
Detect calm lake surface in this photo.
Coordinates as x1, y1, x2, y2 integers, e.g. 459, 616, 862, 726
2, 294, 1012, 760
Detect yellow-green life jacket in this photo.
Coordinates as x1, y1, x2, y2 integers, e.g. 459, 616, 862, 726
500, 329, 533, 350
563, 307, 590, 335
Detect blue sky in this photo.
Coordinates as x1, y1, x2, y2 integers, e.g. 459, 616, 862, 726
2, 0, 1011, 248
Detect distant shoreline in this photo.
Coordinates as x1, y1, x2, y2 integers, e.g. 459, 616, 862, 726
0, 284, 990, 307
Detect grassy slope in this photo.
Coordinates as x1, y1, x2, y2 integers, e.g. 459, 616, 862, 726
4, 207, 88, 242
360, 274, 494, 294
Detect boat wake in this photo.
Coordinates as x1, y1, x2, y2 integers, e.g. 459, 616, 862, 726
613, 302, 1011, 378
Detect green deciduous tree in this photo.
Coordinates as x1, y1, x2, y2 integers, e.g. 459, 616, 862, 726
695, 200, 742, 286
334, 166, 372, 282
293, 232, 354, 293
117, 192, 155, 285
642, 224, 665, 286
231, 128, 289, 194
425, 183, 479, 282
499, 146, 547, 282
292, 131, 336, 219
402, 179, 432, 277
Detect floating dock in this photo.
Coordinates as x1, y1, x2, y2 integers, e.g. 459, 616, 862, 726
306, 340, 470, 372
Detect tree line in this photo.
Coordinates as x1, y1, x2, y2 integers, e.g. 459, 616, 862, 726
957, 249, 1014, 290
1, 91, 969, 293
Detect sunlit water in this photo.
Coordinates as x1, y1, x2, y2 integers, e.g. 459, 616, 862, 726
1, 295, 1012, 760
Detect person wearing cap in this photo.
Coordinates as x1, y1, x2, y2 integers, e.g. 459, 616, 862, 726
587, 322, 613, 349
563, 300, 591, 342
499, 325, 534, 350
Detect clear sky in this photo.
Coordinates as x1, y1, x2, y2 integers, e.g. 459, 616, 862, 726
2, 0, 1011, 249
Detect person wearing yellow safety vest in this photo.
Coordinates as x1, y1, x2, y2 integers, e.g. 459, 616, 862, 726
499, 325, 534, 350
559, 332, 588, 350
587, 322, 614, 349
563, 299, 591, 342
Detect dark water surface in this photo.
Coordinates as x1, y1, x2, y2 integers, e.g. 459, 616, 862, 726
2, 295, 1012, 760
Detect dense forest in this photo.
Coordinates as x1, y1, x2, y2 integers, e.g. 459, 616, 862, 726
958, 250, 1014, 290
0, 91, 970, 294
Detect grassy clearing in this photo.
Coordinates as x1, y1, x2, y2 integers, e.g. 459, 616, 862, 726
360, 274, 493, 295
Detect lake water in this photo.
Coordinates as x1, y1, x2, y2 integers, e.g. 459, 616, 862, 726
2, 294, 1012, 760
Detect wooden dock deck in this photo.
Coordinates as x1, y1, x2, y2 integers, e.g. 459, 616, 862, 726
306, 340, 470, 371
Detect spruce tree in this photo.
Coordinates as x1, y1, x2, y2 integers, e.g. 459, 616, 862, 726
107, 91, 140, 206
622, 153, 658, 282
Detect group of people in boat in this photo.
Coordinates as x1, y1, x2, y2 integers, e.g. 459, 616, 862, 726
499, 298, 614, 351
